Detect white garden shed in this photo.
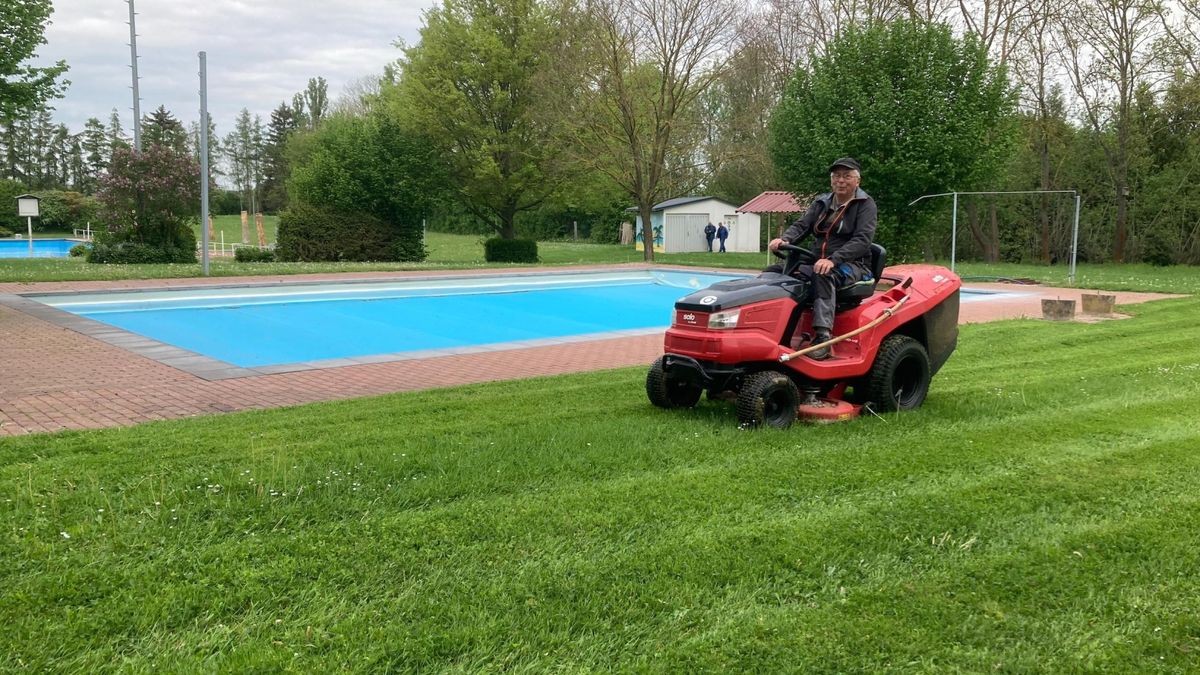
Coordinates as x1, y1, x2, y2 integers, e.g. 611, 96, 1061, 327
632, 196, 757, 253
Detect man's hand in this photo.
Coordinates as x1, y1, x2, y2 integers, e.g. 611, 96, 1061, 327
814, 258, 835, 275
768, 238, 786, 252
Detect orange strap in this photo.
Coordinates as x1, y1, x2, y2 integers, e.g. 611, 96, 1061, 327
818, 201, 851, 258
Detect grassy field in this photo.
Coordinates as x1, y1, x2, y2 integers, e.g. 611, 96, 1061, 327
198, 214, 281, 246
2, 287, 1199, 669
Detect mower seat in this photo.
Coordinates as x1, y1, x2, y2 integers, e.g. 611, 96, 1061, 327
835, 243, 886, 309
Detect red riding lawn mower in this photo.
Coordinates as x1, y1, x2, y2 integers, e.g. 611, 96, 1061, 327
646, 243, 962, 428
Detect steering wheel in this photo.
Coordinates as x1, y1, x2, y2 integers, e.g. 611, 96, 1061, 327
771, 243, 815, 261
772, 243, 816, 277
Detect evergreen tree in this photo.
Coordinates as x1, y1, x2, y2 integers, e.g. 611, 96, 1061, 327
67, 133, 84, 190
142, 105, 188, 153
79, 117, 107, 192
30, 107, 53, 187
262, 102, 298, 212
0, 118, 20, 181
51, 122, 70, 187
107, 108, 128, 156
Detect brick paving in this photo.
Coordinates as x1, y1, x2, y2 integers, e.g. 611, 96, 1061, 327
0, 267, 1182, 436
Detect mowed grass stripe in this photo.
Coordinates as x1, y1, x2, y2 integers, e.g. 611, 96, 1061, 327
2, 298, 1199, 669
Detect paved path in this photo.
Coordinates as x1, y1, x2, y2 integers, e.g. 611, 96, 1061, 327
0, 266, 1180, 436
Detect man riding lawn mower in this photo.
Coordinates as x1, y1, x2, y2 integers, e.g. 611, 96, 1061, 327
645, 158, 962, 427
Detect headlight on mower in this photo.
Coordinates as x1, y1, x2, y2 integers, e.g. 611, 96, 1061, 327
707, 309, 740, 329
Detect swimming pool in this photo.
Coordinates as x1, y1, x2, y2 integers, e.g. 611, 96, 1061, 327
34, 270, 744, 368
27, 269, 1012, 375
0, 238, 76, 258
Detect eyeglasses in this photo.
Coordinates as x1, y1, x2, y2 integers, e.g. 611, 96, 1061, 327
831, 172, 857, 180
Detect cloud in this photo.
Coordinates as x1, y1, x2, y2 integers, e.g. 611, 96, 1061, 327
33, 0, 429, 135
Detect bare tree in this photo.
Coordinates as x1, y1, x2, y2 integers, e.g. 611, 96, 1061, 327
955, 0, 1040, 65
331, 75, 383, 117
1011, 0, 1070, 261
896, 0, 957, 22
562, 0, 743, 260
1156, 0, 1200, 75
744, 0, 905, 85
1059, 0, 1166, 261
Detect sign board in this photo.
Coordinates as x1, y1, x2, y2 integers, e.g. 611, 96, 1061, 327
17, 194, 40, 218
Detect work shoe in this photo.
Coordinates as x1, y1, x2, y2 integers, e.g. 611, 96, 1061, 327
807, 330, 832, 360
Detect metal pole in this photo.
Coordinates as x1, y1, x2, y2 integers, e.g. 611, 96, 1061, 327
27, 216, 33, 255
199, 52, 210, 276
1069, 193, 1081, 284
128, 0, 141, 152
950, 192, 958, 272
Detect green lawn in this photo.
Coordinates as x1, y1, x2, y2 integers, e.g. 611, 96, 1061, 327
2, 290, 1199, 669
198, 214, 280, 246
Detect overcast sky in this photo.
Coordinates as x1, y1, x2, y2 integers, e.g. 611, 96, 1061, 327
32, 0, 432, 137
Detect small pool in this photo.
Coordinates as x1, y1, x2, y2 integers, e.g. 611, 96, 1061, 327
34, 270, 743, 368
0, 238, 76, 258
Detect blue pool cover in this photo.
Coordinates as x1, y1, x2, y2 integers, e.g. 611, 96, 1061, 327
37, 271, 743, 368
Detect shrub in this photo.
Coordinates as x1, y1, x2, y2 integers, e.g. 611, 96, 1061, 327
69, 243, 90, 257
275, 203, 398, 262
86, 242, 194, 264
590, 220, 621, 245
484, 237, 538, 263
393, 238, 427, 263
1141, 231, 1176, 267
0, 225, 12, 238
93, 145, 199, 264
32, 190, 99, 231
234, 246, 275, 263
286, 113, 441, 262
212, 189, 243, 215
0, 179, 25, 234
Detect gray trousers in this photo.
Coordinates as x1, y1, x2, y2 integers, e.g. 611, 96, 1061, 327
762, 261, 868, 332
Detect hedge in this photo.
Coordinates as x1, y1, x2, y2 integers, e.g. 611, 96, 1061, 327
484, 238, 538, 263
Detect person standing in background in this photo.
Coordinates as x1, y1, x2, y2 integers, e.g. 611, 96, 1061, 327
717, 222, 729, 253
704, 222, 717, 252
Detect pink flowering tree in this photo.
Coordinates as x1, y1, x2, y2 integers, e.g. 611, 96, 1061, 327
93, 145, 200, 263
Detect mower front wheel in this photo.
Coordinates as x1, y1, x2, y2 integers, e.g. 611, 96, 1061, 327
646, 357, 703, 408
864, 335, 931, 412
736, 371, 800, 429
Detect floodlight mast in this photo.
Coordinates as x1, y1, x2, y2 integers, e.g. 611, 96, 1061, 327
199, 52, 210, 276
907, 190, 1082, 283
128, 0, 141, 152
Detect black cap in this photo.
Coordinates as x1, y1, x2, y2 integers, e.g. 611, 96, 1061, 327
828, 157, 861, 172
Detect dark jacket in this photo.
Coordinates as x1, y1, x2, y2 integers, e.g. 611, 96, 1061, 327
781, 188, 877, 266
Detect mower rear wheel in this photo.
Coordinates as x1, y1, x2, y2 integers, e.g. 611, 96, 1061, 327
736, 371, 801, 429
646, 357, 703, 408
864, 335, 931, 412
